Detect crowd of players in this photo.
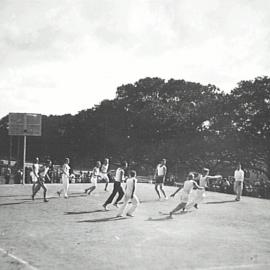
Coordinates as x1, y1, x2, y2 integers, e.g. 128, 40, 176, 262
25, 157, 251, 218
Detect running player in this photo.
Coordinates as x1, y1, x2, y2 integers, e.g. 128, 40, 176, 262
169, 173, 204, 218
117, 170, 139, 217
30, 157, 39, 196
103, 161, 127, 210
32, 160, 52, 202
100, 158, 110, 191
186, 168, 222, 209
154, 159, 168, 200
57, 158, 70, 198
85, 161, 101, 195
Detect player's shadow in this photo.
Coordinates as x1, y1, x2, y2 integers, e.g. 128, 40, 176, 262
78, 216, 127, 223
0, 194, 27, 198
65, 210, 103, 215
146, 211, 189, 221
0, 200, 32, 206
206, 200, 236, 204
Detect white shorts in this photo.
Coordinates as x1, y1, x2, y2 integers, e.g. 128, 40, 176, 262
30, 172, 38, 183
179, 189, 189, 203
99, 172, 109, 182
91, 176, 98, 187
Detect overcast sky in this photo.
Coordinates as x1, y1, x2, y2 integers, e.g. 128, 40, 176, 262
0, 0, 269, 118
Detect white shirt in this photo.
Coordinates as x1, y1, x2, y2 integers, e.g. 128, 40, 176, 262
62, 164, 70, 176
234, 169, 244, 182
157, 164, 166, 176
100, 164, 109, 174
115, 168, 124, 182
125, 177, 137, 196
199, 175, 208, 188
39, 166, 49, 178
182, 180, 194, 194
33, 163, 39, 176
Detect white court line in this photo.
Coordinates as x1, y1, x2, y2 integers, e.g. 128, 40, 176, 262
0, 247, 38, 270
197, 263, 270, 270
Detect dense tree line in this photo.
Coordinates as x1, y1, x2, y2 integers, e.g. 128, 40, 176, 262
0, 76, 269, 178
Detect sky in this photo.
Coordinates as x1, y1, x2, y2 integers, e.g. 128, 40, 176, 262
0, 0, 270, 118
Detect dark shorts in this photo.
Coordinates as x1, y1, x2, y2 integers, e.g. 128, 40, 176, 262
155, 176, 164, 184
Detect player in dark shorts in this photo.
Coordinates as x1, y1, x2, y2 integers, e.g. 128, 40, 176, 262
154, 159, 168, 200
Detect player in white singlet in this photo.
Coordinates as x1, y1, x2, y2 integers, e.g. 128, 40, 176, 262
85, 161, 101, 195
100, 158, 110, 191
169, 173, 204, 218
57, 158, 71, 198
154, 159, 168, 200
32, 160, 52, 202
186, 168, 222, 209
30, 157, 40, 195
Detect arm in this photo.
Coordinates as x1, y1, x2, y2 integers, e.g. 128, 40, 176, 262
170, 186, 182, 197
131, 179, 136, 199
207, 175, 222, 180
163, 166, 167, 181
192, 180, 204, 190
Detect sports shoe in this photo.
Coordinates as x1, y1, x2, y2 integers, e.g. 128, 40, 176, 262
31, 195, 34, 200
103, 204, 108, 211
116, 214, 123, 217
44, 199, 49, 203
194, 204, 198, 209
84, 189, 88, 194
57, 191, 61, 197
164, 196, 168, 200
113, 203, 119, 208
126, 213, 134, 217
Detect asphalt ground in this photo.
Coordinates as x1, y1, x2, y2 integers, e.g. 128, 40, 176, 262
0, 183, 270, 270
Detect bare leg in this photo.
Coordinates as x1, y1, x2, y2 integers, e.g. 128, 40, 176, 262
159, 184, 167, 198
155, 184, 161, 198
88, 186, 96, 195
169, 202, 187, 217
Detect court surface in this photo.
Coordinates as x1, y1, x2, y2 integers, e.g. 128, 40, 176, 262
0, 183, 270, 270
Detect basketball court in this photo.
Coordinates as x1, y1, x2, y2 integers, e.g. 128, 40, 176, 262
0, 183, 270, 270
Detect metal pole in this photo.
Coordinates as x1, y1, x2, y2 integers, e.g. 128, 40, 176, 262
22, 135, 26, 185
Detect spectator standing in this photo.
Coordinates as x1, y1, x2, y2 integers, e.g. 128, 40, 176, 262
234, 163, 245, 201
5, 166, 11, 184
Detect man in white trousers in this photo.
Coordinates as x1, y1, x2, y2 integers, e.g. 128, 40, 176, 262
57, 158, 70, 199
234, 163, 245, 201
117, 170, 139, 217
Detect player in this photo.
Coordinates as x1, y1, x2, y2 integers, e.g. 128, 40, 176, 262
234, 163, 245, 201
186, 168, 222, 209
103, 161, 127, 210
169, 173, 204, 218
30, 157, 40, 196
32, 160, 52, 202
117, 170, 139, 217
100, 158, 110, 191
57, 158, 70, 198
84, 161, 101, 195
154, 159, 168, 200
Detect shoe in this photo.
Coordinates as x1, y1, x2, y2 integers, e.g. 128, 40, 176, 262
84, 189, 88, 194
235, 198, 239, 201
44, 199, 49, 203
194, 204, 198, 209
164, 196, 168, 200
57, 191, 61, 197
113, 203, 119, 208
31, 195, 34, 200
64, 196, 68, 199
103, 204, 108, 211
126, 213, 134, 217
116, 214, 123, 217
